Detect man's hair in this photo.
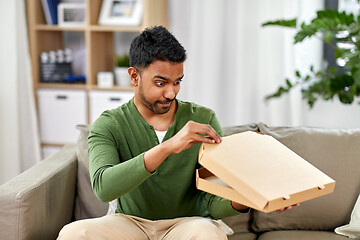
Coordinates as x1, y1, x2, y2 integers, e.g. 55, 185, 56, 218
129, 26, 187, 71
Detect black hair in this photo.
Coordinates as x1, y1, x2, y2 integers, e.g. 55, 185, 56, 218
129, 26, 187, 71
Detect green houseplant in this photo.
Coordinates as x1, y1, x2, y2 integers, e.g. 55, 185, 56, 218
114, 54, 131, 87
115, 54, 130, 68
262, 5, 360, 108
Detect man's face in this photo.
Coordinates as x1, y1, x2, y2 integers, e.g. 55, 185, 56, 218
135, 61, 184, 114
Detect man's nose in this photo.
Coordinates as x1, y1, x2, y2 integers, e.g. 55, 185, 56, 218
164, 86, 177, 100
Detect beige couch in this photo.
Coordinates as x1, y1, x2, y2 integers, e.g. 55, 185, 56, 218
0, 123, 359, 240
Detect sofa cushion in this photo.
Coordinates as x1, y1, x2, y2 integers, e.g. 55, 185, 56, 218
222, 123, 258, 137
228, 232, 258, 240
252, 123, 360, 232
74, 125, 108, 220
258, 230, 350, 240
222, 212, 253, 234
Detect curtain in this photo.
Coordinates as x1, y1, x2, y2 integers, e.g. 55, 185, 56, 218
0, 0, 41, 185
169, 0, 325, 128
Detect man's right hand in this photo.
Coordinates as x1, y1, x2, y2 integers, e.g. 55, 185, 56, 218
164, 121, 222, 154
144, 121, 222, 173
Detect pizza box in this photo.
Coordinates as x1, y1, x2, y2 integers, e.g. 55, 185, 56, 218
196, 131, 335, 213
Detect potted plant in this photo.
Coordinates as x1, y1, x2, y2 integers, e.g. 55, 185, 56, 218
114, 54, 131, 87
262, 6, 360, 108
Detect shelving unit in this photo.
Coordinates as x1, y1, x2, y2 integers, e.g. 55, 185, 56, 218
26, 0, 169, 154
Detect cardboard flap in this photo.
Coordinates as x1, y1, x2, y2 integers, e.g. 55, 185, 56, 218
198, 131, 335, 210
198, 144, 205, 161
196, 168, 262, 210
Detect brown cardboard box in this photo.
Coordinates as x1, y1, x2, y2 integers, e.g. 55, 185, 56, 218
196, 131, 335, 213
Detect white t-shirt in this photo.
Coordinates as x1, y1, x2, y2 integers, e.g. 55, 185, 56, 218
155, 130, 167, 143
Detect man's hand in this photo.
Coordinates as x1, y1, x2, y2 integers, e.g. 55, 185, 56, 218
231, 202, 300, 213
231, 201, 250, 213
144, 121, 222, 173
275, 203, 300, 213
164, 121, 222, 154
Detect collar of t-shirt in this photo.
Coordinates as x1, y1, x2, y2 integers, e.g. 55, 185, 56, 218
155, 130, 167, 143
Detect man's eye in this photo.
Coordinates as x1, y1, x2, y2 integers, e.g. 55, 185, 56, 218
155, 81, 165, 86
174, 80, 182, 85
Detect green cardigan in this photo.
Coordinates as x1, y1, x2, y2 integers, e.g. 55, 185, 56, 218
88, 98, 239, 220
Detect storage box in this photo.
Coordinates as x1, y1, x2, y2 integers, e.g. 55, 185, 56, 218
89, 90, 133, 123
196, 131, 336, 213
37, 89, 87, 144
40, 62, 72, 83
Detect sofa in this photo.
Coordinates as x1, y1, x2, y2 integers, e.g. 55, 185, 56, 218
0, 123, 359, 240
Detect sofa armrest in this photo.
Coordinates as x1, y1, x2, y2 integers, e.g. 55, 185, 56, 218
0, 144, 77, 240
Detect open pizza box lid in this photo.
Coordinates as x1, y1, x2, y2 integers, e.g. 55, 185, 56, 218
196, 131, 336, 213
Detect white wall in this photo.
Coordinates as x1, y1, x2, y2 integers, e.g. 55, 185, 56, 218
169, 0, 360, 130
301, 99, 360, 129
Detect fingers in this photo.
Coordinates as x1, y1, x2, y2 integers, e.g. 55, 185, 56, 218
203, 125, 222, 143
187, 121, 222, 144
191, 135, 219, 145
276, 203, 300, 213
276, 206, 291, 213
166, 121, 222, 154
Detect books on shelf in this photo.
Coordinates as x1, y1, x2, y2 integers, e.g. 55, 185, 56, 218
41, 0, 60, 25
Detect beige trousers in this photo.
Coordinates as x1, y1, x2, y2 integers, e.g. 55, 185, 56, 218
57, 214, 227, 240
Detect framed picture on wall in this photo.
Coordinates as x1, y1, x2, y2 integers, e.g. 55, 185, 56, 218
98, 0, 144, 26
58, 3, 86, 27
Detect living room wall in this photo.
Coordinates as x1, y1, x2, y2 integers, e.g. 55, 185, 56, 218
169, 0, 360, 129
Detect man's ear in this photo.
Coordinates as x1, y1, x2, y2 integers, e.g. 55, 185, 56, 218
128, 67, 139, 87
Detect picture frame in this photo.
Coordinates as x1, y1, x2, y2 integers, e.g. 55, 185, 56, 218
98, 0, 144, 26
58, 3, 86, 27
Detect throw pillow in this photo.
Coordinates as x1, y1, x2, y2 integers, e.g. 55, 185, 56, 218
335, 194, 360, 239
74, 124, 108, 220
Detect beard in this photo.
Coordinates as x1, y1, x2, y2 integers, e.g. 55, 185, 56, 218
138, 84, 176, 114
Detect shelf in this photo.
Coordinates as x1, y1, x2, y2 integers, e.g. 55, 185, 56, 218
35, 25, 145, 33
37, 83, 87, 89
89, 25, 144, 32
35, 24, 86, 32
90, 86, 134, 91
27, 0, 168, 149
36, 83, 134, 92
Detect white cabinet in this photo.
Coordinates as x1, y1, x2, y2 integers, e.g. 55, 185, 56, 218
37, 89, 87, 144
89, 90, 133, 124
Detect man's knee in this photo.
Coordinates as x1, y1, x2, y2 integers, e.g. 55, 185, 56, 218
57, 214, 148, 240
57, 220, 92, 240
179, 218, 227, 240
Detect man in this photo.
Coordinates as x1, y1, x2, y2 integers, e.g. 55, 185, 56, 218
58, 26, 293, 240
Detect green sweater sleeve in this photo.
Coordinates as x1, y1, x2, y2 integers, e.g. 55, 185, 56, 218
88, 115, 152, 202
202, 111, 241, 219
203, 193, 240, 219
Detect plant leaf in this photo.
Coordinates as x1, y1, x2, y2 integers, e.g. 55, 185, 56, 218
339, 90, 354, 104
324, 30, 335, 44
294, 23, 318, 43
286, 79, 292, 88
262, 19, 297, 28
349, 22, 360, 34
329, 67, 338, 74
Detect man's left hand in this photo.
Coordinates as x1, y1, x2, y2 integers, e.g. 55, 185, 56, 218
275, 203, 300, 213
